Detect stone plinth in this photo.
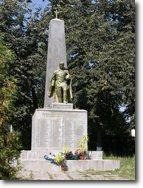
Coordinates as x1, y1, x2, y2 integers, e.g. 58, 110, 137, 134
51, 103, 73, 109
89, 151, 103, 160
31, 104, 87, 152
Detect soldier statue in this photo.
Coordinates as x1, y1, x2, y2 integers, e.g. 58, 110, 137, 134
48, 62, 73, 103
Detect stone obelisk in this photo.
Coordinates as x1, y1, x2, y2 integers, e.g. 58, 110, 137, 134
44, 17, 67, 108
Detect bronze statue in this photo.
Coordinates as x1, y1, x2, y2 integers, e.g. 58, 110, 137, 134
48, 63, 73, 103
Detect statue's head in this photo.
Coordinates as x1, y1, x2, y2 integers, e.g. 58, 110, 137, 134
59, 62, 65, 70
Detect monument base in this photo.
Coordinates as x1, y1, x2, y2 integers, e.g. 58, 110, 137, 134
18, 150, 120, 180
17, 103, 120, 180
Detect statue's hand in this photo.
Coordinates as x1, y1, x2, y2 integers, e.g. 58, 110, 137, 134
65, 74, 70, 80
48, 92, 51, 97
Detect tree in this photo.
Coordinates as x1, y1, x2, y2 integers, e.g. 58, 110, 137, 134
0, 38, 21, 179
0, 0, 48, 149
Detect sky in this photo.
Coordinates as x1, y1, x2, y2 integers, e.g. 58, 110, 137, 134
29, 0, 48, 12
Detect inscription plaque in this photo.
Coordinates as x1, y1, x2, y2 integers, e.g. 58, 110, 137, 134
31, 106, 87, 151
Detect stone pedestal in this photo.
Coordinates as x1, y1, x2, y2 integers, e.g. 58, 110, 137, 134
31, 103, 87, 152
18, 104, 120, 180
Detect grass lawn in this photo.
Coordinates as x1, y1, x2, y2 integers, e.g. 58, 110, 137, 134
80, 155, 135, 180
103, 155, 135, 180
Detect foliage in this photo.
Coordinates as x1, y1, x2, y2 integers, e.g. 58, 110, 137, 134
54, 152, 65, 165
77, 135, 88, 152
0, 41, 16, 124
118, 156, 135, 180
0, 40, 21, 180
59, 136, 89, 161
54, 137, 89, 163
0, 0, 48, 149
65, 151, 78, 160
63, 145, 70, 155
103, 154, 135, 180
0, 131, 21, 180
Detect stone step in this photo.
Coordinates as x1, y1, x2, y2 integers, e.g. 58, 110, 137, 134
66, 160, 120, 171
21, 150, 51, 160
20, 150, 103, 160
18, 160, 61, 180
18, 159, 120, 180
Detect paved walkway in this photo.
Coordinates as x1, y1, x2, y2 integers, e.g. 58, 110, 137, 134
31, 170, 128, 180
18, 160, 128, 180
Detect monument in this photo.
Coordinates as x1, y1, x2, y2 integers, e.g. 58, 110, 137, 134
18, 13, 120, 180
20, 14, 87, 158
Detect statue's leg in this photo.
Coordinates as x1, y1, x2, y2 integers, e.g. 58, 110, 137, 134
63, 88, 68, 103
55, 87, 62, 103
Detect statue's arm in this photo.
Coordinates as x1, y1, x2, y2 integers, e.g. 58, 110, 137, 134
48, 72, 56, 97
65, 70, 71, 80
66, 71, 73, 100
